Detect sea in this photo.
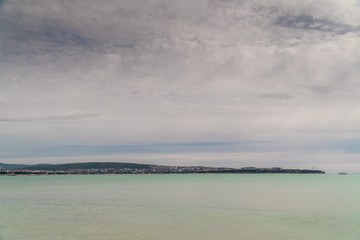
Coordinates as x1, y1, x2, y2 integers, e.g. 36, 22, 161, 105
1, 174, 360, 240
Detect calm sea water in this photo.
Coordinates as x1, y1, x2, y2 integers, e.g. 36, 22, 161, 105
1, 174, 360, 240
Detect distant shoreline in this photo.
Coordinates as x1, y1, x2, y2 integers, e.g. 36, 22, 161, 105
0, 161, 325, 175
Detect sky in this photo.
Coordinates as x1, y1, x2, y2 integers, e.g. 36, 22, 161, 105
0, 0, 360, 173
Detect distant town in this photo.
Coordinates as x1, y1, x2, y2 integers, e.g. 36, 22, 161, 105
0, 162, 325, 175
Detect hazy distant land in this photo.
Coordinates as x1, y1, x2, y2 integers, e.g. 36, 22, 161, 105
0, 162, 325, 175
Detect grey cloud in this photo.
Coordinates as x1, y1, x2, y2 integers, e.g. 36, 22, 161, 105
307, 86, 332, 94
0, 0, 5, 10
0, 0, 360, 170
0, 113, 97, 122
45, 114, 98, 121
259, 93, 293, 100
275, 14, 358, 34
0, 19, 100, 56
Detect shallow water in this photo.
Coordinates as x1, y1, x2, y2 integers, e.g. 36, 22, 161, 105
1, 174, 359, 240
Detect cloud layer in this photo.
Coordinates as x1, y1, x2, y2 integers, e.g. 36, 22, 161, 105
1, 0, 360, 172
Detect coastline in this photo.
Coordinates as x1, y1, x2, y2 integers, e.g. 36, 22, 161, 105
0, 167, 325, 176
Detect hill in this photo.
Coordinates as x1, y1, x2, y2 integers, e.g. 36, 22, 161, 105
20, 162, 155, 171
0, 162, 43, 170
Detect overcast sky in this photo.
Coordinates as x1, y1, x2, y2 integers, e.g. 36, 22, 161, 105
1, 0, 360, 173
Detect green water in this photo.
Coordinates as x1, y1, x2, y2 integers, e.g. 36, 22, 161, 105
1, 174, 360, 240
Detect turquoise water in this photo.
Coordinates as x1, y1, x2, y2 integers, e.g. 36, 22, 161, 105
1, 174, 360, 240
